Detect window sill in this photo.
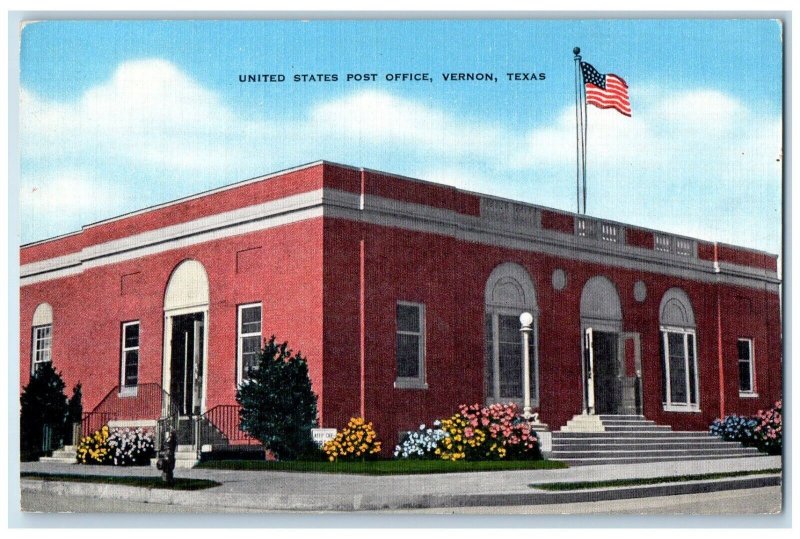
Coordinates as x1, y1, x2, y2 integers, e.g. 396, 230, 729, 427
739, 392, 759, 399
486, 398, 539, 409
118, 386, 138, 398
662, 404, 700, 413
394, 379, 428, 390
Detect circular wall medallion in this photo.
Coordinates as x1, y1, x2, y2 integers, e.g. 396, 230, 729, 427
633, 280, 647, 302
552, 269, 567, 291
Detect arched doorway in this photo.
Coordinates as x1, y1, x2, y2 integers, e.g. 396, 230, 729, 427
163, 260, 210, 417
580, 276, 625, 415
483, 262, 539, 407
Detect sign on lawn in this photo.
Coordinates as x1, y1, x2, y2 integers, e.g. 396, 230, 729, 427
311, 428, 337, 446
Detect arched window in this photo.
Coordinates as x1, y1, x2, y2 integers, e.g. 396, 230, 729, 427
31, 303, 53, 374
580, 276, 623, 332
659, 288, 699, 411
484, 263, 539, 406
164, 260, 210, 312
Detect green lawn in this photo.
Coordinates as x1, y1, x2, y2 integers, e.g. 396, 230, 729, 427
196, 459, 568, 474
530, 468, 782, 491
21, 472, 221, 491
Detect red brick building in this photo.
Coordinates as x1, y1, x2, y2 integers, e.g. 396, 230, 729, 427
20, 161, 782, 451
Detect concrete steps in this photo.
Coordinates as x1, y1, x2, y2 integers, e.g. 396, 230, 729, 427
550, 414, 768, 466
552, 439, 748, 450
554, 454, 764, 466
150, 444, 200, 469
551, 447, 762, 459
554, 430, 711, 438
39, 445, 77, 464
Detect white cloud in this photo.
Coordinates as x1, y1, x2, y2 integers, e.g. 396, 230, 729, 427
20, 59, 260, 172
20, 169, 116, 213
517, 88, 781, 176
19, 169, 124, 240
18, 59, 782, 252
310, 90, 509, 157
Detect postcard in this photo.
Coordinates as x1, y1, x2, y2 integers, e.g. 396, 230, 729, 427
15, 17, 784, 517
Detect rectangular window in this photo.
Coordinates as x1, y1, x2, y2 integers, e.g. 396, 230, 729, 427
738, 338, 755, 395
484, 311, 537, 405
31, 324, 52, 374
498, 314, 523, 398
238, 304, 262, 385
661, 328, 700, 411
484, 313, 494, 398
395, 302, 426, 389
120, 322, 140, 388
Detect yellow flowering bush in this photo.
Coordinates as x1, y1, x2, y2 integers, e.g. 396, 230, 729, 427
76, 425, 111, 465
434, 403, 540, 461
436, 413, 505, 461
322, 417, 382, 461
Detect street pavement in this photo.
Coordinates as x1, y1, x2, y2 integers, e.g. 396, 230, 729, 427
20, 486, 783, 515
18, 455, 782, 513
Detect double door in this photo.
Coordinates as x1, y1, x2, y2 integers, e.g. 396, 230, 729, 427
584, 328, 641, 415
169, 312, 205, 416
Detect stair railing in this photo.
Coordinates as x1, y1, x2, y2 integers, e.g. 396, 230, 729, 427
156, 388, 181, 450
80, 383, 179, 450
197, 404, 260, 448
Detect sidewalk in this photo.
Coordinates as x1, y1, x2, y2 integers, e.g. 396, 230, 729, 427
20, 456, 782, 512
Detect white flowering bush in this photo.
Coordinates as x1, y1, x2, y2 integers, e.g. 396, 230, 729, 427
106, 427, 155, 466
394, 421, 448, 459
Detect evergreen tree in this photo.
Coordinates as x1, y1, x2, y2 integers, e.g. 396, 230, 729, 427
237, 336, 319, 460
20, 363, 69, 459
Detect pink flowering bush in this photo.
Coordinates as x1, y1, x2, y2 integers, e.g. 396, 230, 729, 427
753, 400, 782, 455
708, 400, 782, 456
435, 403, 541, 461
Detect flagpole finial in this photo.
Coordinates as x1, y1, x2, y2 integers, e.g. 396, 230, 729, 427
573, 47, 581, 56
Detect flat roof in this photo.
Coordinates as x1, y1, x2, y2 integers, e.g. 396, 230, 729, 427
20, 160, 778, 259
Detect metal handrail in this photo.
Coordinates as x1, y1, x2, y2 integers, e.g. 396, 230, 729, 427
198, 404, 259, 447
81, 383, 179, 446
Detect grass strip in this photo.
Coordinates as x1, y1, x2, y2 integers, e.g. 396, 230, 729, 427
197, 459, 568, 474
21, 472, 221, 491
530, 468, 782, 491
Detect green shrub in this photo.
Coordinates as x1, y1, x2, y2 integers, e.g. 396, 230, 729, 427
237, 336, 319, 460
20, 363, 69, 460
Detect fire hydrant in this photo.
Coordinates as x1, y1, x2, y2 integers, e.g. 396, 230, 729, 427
156, 430, 177, 486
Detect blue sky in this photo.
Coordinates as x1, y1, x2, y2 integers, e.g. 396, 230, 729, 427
17, 19, 783, 254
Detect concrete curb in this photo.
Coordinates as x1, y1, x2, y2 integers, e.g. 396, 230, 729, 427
21, 474, 782, 512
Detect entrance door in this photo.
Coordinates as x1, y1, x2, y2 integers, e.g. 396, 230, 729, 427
591, 330, 622, 415
169, 312, 205, 416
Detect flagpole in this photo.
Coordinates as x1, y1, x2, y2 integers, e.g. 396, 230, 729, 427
573, 47, 585, 214
581, 61, 589, 215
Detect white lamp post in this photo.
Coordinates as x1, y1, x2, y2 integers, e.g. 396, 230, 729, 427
519, 312, 534, 420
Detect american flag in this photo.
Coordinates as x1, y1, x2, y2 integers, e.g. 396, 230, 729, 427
580, 61, 630, 117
